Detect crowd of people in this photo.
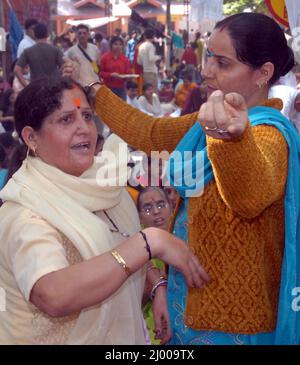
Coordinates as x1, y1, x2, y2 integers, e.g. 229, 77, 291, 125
0, 12, 300, 345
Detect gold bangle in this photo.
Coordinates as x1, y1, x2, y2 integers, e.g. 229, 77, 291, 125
111, 250, 131, 277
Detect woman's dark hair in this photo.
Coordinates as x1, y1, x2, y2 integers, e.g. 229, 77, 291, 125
14, 76, 87, 142
215, 13, 295, 84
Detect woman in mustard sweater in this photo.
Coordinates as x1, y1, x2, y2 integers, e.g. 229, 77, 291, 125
64, 13, 300, 344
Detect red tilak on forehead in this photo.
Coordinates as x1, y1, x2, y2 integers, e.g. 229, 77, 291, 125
74, 99, 81, 108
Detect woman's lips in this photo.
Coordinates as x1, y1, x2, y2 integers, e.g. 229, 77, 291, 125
205, 84, 217, 93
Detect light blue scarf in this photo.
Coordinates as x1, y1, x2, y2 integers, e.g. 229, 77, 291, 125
168, 106, 300, 344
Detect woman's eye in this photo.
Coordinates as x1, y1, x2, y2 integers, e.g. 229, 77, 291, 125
83, 112, 93, 121
218, 60, 229, 68
60, 115, 72, 124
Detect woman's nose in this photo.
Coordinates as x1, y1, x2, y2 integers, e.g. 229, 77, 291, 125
76, 114, 90, 132
153, 205, 160, 214
201, 58, 214, 79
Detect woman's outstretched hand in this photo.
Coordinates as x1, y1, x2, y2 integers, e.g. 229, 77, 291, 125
198, 90, 248, 140
145, 227, 210, 289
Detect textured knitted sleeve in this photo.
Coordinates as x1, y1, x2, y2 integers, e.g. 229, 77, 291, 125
95, 85, 197, 154
207, 124, 288, 219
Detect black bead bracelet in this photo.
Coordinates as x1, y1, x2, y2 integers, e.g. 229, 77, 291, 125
139, 231, 152, 260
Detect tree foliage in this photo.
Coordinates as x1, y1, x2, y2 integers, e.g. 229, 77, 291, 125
223, 0, 267, 15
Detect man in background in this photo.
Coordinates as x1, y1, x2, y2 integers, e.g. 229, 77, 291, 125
138, 28, 160, 93
17, 18, 38, 59
66, 24, 100, 86
14, 23, 64, 87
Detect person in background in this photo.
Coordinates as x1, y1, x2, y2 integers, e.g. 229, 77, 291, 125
17, 18, 38, 59
159, 80, 175, 103
158, 80, 176, 116
0, 89, 16, 132
59, 36, 73, 56
100, 36, 131, 101
163, 186, 180, 212
94, 33, 109, 56
269, 84, 300, 133
171, 30, 184, 61
138, 187, 172, 231
0, 76, 11, 108
126, 80, 139, 108
194, 32, 204, 67
0, 132, 18, 165
126, 31, 137, 65
138, 83, 163, 117
65, 24, 100, 87
114, 28, 122, 38
138, 29, 160, 93
133, 35, 145, 96
15, 23, 64, 88
181, 84, 207, 116
181, 43, 198, 67
137, 187, 173, 344
175, 72, 198, 109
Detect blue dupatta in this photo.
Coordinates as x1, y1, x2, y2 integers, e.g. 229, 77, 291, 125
168, 106, 300, 344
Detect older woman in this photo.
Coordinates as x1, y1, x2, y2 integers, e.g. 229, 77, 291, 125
0, 76, 208, 345
65, 13, 300, 344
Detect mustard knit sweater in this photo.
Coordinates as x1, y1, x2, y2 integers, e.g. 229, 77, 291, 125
96, 87, 288, 334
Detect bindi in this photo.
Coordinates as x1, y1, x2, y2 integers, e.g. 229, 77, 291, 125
73, 99, 81, 109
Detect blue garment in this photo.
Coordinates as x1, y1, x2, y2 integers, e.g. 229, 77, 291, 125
0, 169, 8, 190
171, 32, 184, 49
126, 38, 136, 63
9, 10, 24, 61
168, 106, 300, 344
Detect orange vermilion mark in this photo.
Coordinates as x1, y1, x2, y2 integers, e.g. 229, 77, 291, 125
74, 98, 81, 108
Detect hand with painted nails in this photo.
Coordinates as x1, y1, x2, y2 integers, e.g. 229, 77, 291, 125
198, 90, 248, 140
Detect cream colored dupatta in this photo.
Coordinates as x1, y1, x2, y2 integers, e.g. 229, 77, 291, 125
0, 135, 146, 344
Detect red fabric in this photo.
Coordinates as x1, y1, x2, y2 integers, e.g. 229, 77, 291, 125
3, 0, 49, 29
181, 48, 197, 66
100, 52, 131, 89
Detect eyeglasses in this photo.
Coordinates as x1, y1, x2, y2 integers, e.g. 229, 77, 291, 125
141, 201, 168, 215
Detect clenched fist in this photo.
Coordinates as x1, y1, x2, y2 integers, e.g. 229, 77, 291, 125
198, 90, 249, 140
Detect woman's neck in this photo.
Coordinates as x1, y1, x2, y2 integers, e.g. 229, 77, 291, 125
246, 88, 269, 109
